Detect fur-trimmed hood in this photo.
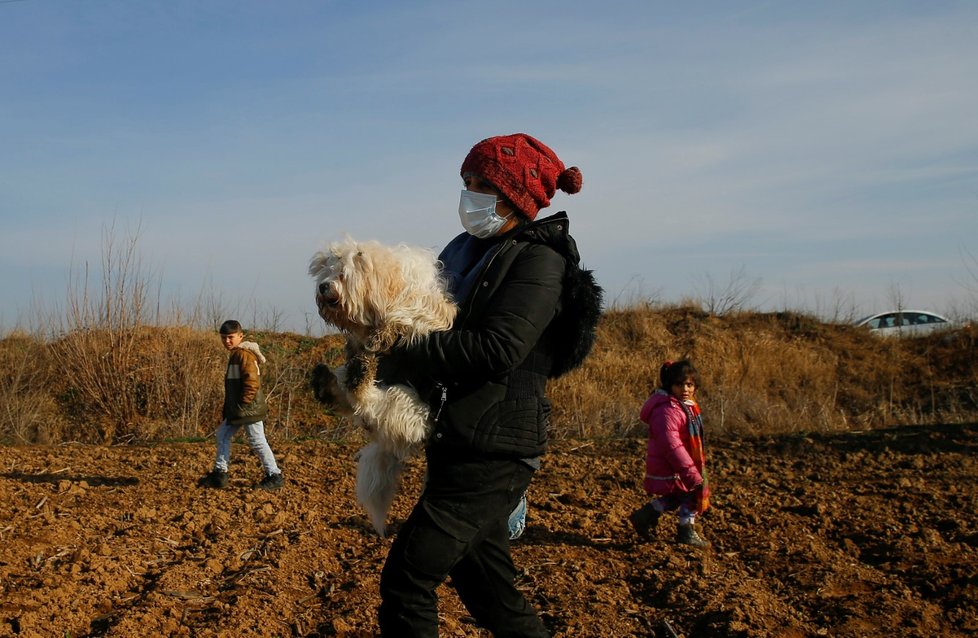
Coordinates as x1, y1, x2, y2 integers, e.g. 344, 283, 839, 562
236, 341, 267, 365
515, 212, 603, 379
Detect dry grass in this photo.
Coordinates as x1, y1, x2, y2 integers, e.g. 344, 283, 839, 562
0, 331, 66, 443
6, 225, 972, 445
548, 304, 978, 440
1, 304, 975, 445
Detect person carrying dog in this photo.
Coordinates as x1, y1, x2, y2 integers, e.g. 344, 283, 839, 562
199, 320, 284, 491
375, 133, 601, 637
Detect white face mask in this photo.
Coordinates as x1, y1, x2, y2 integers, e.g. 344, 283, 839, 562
458, 189, 512, 238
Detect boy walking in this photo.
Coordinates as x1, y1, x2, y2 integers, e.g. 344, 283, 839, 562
199, 320, 284, 490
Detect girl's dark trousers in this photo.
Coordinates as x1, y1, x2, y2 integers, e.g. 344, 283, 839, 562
378, 452, 549, 637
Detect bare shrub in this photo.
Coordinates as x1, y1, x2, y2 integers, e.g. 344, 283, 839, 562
136, 326, 225, 440
43, 223, 162, 443
694, 266, 762, 316
813, 288, 860, 324
0, 332, 68, 443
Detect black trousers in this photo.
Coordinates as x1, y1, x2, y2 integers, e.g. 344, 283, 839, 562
378, 455, 549, 637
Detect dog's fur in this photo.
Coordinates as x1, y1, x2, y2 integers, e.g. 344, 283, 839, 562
308, 238, 456, 535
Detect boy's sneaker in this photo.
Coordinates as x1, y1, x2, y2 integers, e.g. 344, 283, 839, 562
629, 503, 660, 540
199, 469, 228, 489
677, 523, 709, 547
257, 472, 283, 491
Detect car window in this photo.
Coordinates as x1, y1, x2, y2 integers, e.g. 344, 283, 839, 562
861, 311, 949, 332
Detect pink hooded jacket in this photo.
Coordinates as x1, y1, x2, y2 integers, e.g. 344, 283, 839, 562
640, 390, 704, 497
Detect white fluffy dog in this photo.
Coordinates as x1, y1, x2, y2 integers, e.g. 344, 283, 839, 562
308, 238, 456, 536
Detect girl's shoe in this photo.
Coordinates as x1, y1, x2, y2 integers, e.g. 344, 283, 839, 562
628, 504, 660, 540
677, 523, 709, 547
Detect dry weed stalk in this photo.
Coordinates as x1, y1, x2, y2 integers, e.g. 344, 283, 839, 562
44, 225, 156, 443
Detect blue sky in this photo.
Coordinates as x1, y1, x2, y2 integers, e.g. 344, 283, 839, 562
3, 0, 977, 334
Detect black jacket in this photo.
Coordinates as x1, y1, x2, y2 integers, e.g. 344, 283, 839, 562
381, 211, 595, 459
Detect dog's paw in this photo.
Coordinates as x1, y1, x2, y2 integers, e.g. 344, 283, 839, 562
310, 363, 334, 402
311, 364, 344, 407
344, 352, 378, 396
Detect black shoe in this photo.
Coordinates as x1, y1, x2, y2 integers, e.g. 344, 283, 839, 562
677, 523, 709, 547
257, 472, 283, 491
199, 469, 228, 489
629, 504, 660, 540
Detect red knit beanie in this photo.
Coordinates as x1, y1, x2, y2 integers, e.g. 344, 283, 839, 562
460, 133, 583, 220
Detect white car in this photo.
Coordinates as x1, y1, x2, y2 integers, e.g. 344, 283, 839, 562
854, 310, 953, 337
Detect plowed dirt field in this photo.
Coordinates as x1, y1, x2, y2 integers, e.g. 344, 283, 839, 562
2, 423, 977, 637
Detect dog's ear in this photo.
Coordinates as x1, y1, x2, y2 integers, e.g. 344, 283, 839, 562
308, 252, 326, 278
353, 250, 367, 284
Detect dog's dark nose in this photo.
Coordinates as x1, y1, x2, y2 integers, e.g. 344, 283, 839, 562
319, 283, 328, 295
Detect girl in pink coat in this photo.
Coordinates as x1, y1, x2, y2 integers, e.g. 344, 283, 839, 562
630, 360, 710, 547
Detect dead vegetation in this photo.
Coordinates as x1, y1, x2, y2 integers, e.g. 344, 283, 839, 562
1, 304, 976, 445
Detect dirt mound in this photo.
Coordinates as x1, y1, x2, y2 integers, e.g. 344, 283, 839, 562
2, 424, 977, 637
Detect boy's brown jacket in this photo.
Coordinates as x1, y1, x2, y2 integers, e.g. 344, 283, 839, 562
223, 341, 268, 425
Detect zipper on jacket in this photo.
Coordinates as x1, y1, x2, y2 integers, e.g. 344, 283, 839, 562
432, 382, 448, 422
